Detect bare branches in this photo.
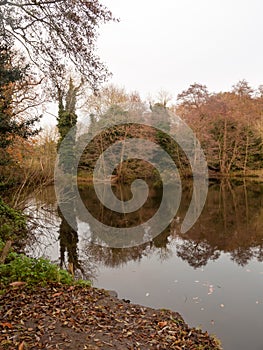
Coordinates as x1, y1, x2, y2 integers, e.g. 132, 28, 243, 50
0, 0, 116, 89
176, 81, 263, 175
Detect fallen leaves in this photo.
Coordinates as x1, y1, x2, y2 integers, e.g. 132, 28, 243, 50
0, 283, 222, 350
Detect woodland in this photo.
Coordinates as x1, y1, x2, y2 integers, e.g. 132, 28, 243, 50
0, 1, 262, 349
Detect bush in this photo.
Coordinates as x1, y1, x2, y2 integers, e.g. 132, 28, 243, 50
0, 254, 74, 286
0, 198, 91, 288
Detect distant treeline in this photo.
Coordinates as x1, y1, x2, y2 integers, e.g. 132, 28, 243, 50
1, 56, 263, 190
79, 81, 263, 179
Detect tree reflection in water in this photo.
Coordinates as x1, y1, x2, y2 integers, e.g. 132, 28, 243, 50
77, 179, 263, 269
26, 179, 263, 273
175, 179, 263, 268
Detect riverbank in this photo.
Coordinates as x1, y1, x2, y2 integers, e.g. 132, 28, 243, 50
77, 169, 263, 186
0, 187, 230, 350
0, 282, 222, 350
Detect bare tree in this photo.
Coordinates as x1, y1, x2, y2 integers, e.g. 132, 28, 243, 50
0, 0, 115, 88
177, 83, 209, 109
156, 89, 172, 108
84, 84, 146, 119
232, 79, 253, 98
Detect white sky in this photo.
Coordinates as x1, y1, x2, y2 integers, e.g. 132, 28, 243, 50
97, 0, 263, 99
42, 0, 262, 126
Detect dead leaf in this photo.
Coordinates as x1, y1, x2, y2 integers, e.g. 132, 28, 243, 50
52, 292, 63, 297
18, 341, 24, 350
9, 281, 26, 287
158, 321, 168, 328
0, 322, 12, 329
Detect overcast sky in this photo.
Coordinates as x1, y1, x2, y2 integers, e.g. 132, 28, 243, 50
98, 0, 263, 100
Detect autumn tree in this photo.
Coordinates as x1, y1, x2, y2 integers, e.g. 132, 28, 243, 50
84, 84, 145, 121
0, 0, 115, 88
175, 83, 210, 171
206, 84, 262, 174
176, 82, 263, 175
232, 79, 254, 98
79, 85, 149, 179
0, 45, 40, 165
79, 88, 162, 182
231, 81, 262, 173
255, 86, 263, 143
177, 83, 209, 110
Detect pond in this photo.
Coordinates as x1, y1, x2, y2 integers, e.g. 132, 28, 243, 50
24, 179, 263, 350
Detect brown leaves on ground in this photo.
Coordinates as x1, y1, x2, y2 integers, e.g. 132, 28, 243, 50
0, 283, 222, 349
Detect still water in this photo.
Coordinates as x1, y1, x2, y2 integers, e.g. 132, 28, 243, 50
24, 180, 263, 350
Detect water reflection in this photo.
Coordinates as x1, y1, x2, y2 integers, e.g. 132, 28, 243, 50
82, 179, 263, 269
24, 179, 263, 350
26, 179, 263, 270
58, 206, 79, 274
177, 179, 263, 267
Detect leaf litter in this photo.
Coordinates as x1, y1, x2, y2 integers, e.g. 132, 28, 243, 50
0, 283, 222, 349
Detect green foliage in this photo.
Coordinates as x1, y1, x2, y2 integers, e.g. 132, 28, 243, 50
150, 103, 171, 131
57, 110, 77, 148
78, 105, 130, 174
0, 237, 5, 251
0, 253, 74, 286
58, 121, 76, 174
76, 279, 92, 287
57, 79, 79, 174
0, 197, 27, 241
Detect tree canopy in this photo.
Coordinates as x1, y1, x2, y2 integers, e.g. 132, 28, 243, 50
0, 0, 115, 88
175, 80, 263, 174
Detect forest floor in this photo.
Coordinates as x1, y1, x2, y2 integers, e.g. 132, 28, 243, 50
0, 283, 222, 350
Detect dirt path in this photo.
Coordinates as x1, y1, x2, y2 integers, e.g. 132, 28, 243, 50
0, 283, 222, 349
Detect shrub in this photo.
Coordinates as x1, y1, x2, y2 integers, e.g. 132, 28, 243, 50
0, 254, 74, 286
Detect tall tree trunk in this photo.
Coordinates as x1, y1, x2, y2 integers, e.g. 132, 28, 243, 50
243, 134, 249, 176
220, 117, 228, 174
117, 127, 128, 182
